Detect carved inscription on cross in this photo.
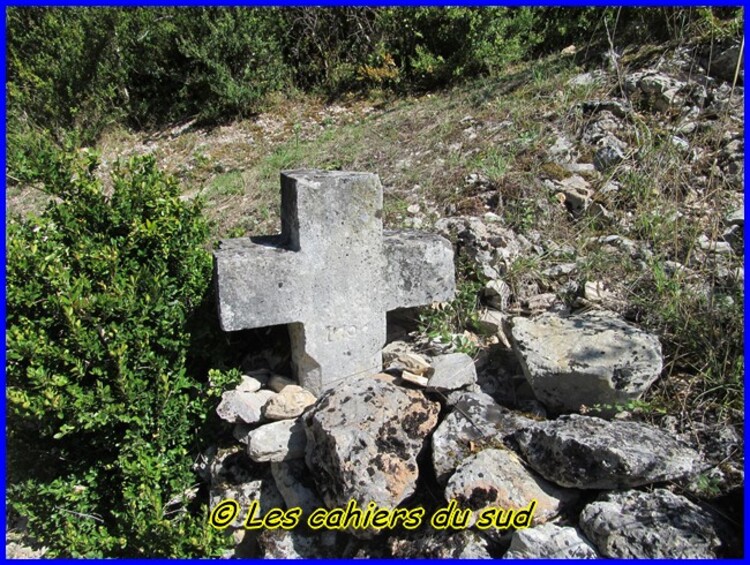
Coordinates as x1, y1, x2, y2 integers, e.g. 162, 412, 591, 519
214, 170, 455, 395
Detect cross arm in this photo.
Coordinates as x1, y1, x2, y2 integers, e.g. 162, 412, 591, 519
383, 230, 456, 311
214, 237, 305, 332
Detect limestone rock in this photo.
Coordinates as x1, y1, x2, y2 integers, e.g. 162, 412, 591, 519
258, 529, 341, 559
445, 448, 576, 529
541, 262, 577, 279
426, 352, 477, 391
510, 311, 663, 413
697, 234, 733, 255
583, 280, 620, 303
568, 70, 604, 88
625, 71, 686, 111
401, 370, 429, 387
270, 459, 323, 517
262, 384, 316, 420
435, 217, 532, 279
208, 446, 285, 529
475, 309, 506, 337
247, 417, 307, 462
387, 352, 432, 376
483, 279, 511, 311
236, 374, 264, 393
593, 138, 626, 171
389, 529, 491, 559
432, 391, 533, 484
724, 207, 744, 227
504, 523, 598, 559
555, 174, 593, 217
382, 340, 416, 364
523, 293, 558, 313
5, 537, 48, 559
580, 280, 627, 311
304, 375, 439, 514
514, 414, 703, 489
579, 489, 725, 558
216, 389, 277, 424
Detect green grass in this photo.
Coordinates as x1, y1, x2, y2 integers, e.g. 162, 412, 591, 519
205, 170, 245, 197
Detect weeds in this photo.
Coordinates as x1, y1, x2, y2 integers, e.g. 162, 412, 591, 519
418, 260, 485, 356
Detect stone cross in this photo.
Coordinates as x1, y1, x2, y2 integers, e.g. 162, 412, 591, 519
214, 170, 455, 395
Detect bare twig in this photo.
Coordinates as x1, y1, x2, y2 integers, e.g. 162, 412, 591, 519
53, 507, 105, 524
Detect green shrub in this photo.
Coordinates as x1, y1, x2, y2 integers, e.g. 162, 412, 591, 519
6, 7, 289, 140
119, 7, 289, 126
6, 8, 129, 144
375, 7, 542, 90
6, 152, 228, 556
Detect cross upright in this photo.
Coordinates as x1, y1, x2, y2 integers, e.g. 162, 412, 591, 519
214, 170, 455, 395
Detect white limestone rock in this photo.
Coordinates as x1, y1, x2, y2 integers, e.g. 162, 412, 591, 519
510, 310, 662, 413
216, 389, 277, 424
247, 417, 307, 462
262, 384, 316, 420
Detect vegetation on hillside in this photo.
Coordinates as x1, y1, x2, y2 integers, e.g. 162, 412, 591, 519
5, 6, 743, 557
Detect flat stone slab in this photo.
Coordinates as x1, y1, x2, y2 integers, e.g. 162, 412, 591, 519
215, 170, 455, 395
510, 311, 662, 412
514, 414, 702, 489
579, 489, 726, 558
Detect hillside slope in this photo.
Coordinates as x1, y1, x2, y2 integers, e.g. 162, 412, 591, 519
6, 41, 743, 556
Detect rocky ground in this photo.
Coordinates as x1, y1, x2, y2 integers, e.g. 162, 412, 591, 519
204, 342, 740, 558
6, 39, 743, 557
196, 40, 743, 558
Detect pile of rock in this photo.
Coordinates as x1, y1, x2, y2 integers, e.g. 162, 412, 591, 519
205, 338, 735, 558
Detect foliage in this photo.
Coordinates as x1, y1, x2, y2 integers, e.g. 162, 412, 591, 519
632, 259, 744, 420
7, 6, 742, 153
418, 260, 484, 356
6, 8, 128, 144
6, 7, 288, 138
6, 152, 229, 556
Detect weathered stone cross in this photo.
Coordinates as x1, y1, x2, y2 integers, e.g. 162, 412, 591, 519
214, 170, 455, 395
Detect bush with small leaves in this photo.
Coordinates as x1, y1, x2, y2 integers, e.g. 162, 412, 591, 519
6, 152, 228, 557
